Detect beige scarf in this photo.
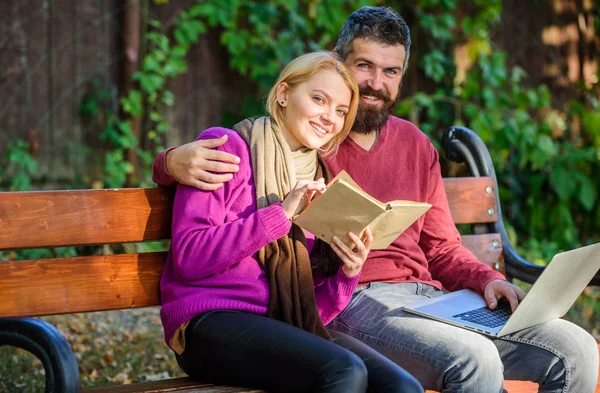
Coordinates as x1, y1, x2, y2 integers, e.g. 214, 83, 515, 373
234, 117, 317, 208
233, 116, 331, 340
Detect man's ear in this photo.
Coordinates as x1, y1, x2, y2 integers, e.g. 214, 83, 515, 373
276, 82, 289, 106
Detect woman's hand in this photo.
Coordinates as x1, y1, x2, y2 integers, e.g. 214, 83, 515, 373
332, 228, 373, 277
281, 178, 327, 219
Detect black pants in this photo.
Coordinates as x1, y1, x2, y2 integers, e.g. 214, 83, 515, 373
176, 311, 423, 393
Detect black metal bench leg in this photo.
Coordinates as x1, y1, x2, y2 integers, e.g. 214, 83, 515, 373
0, 317, 80, 393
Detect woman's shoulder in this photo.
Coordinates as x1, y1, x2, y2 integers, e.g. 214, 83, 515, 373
197, 127, 244, 145
193, 127, 254, 185
196, 127, 249, 155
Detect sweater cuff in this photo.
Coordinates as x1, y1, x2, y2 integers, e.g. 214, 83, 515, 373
332, 268, 361, 296
257, 204, 292, 242
163, 146, 178, 177
477, 270, 507, 293
152, 146, 179, 186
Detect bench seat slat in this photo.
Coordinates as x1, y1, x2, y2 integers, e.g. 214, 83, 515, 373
0, 253, 165, 317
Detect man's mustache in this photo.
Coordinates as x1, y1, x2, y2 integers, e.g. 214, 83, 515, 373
359, 86, 391, 102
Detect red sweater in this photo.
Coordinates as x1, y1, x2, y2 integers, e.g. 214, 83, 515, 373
322, 116, 504, 292
153, 116, 505, 293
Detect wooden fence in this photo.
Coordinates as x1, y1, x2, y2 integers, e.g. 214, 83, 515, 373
0, 0, 255, 186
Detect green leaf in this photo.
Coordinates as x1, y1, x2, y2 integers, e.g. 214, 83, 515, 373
162, 91, 175, 107
395, 99, 412, 117
413, 93, 433, 108
549, 165, 577, 201
420, 14, 435, 28
149, 111, 162, 122
143, 57, 160, 72
575, 173, 598, 211
174, 29, 187, 46
461, 17, 473, 35
422, 51, 447, 82
439, 14, 456, 29
164, 57, 187, 77
120, 90, 143, 117
530, 135, 556, 170
463, 103, 479, 119
157, 121, 169, 133
481, 87, 495, 106
138, 74, 164, 93
582, 111, 600, 144
510, 66, 527, 84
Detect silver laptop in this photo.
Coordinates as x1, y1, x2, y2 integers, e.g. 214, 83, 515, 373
403, 243, 600, 337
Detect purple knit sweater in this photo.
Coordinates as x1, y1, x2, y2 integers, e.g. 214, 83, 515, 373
159, 127, 360, 347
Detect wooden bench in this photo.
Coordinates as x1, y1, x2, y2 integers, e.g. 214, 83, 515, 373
0, 126, 598, 393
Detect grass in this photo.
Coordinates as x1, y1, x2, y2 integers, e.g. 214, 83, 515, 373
0, 308, 184, 393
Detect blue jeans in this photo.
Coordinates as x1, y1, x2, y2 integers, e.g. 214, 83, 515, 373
328, 282, 599, 393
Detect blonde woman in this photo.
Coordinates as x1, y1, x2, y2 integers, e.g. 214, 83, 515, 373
159, 52, 422, 393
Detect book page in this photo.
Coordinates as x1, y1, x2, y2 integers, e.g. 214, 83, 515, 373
387, 200, 430, 205
327, 170, 364, 192
368, 202, 432, 249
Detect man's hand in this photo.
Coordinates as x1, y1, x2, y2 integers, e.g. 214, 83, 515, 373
166, 135, 240, 190
483, 280, 527, 312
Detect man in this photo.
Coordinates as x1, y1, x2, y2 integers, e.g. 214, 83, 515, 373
152, 6, 599, 393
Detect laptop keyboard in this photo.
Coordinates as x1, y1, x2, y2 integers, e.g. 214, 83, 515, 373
452, 302, 512, 328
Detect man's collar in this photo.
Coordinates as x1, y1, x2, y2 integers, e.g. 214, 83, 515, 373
348, 130, 379, 151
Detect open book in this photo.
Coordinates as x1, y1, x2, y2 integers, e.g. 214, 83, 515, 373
293, 171, 431, 250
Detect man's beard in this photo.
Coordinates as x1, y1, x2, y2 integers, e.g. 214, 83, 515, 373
352, 85, 400, 135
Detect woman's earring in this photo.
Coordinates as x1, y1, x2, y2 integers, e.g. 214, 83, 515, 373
280, 100, 285, 105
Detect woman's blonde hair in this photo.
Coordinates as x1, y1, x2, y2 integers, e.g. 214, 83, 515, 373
266, 51, 359, 155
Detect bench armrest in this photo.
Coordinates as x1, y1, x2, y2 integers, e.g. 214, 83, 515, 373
443, 125, 600, 286
0, 317, 80, 393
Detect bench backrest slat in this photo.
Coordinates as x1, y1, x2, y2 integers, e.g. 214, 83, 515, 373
0, 187, 174, 250
0, 178, 495, 251
443, 177, 497, 224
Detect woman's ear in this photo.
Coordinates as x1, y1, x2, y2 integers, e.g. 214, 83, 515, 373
276, 82, 289, 107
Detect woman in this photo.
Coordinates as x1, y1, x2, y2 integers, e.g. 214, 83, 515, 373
160, 52, 422, 393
